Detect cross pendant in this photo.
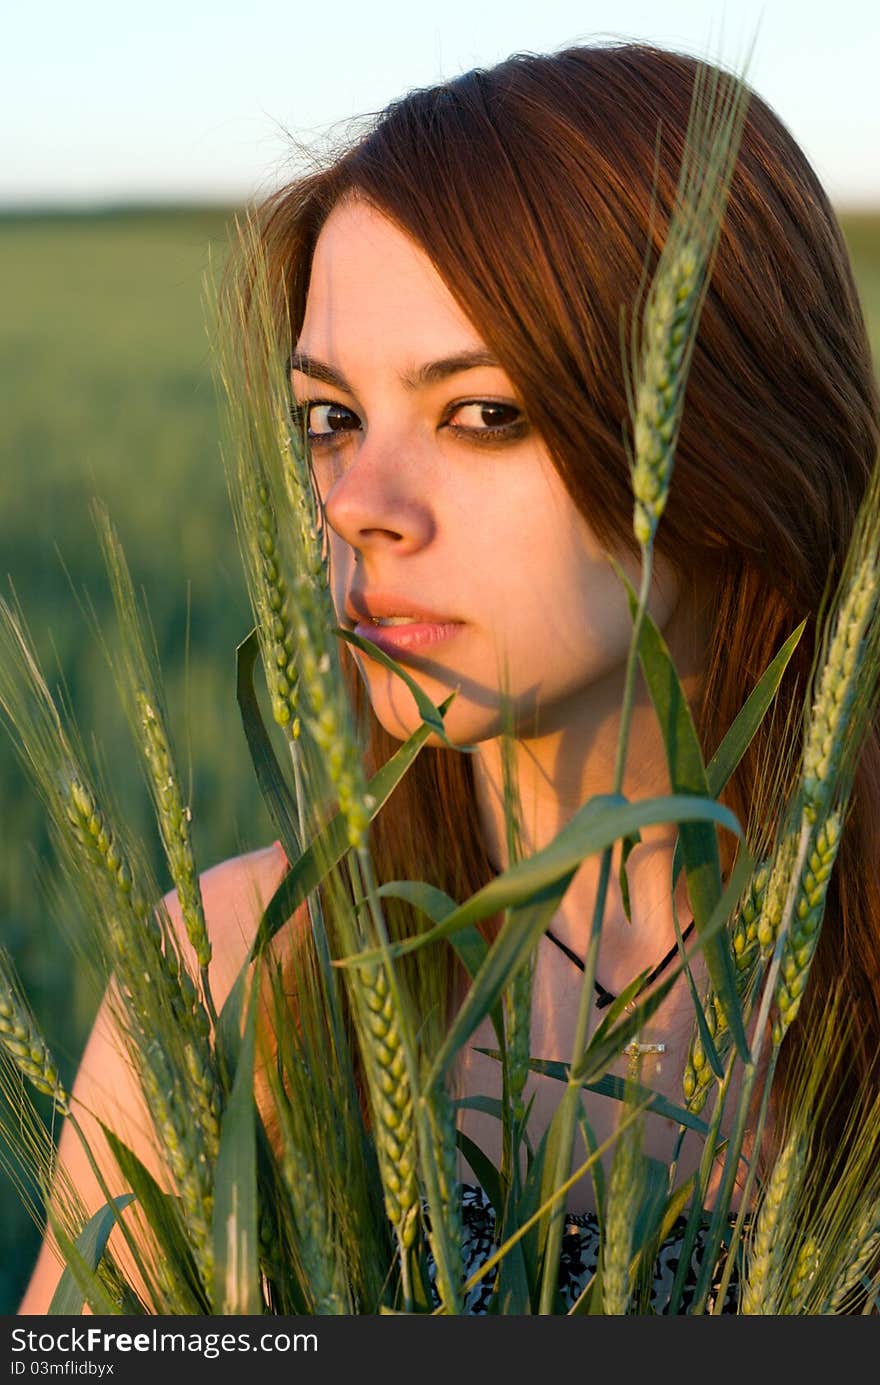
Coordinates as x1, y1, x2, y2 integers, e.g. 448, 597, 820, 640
624, 1038, 666, 1078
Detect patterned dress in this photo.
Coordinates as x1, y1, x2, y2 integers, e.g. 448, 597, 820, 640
427, 1183, 740, 1314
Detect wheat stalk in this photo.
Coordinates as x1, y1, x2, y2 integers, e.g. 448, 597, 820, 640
772, 811, 841, 1043
211, 214, 374, 852
631, 240, 701, 548
137, 1037, 215, 1285
683, 860, 770, 1113
825, 1197, 880, 1312
785, 1235, 821, 1313
602, 1082, 646, 1314
540, 57, 753, 1315
243, 468, 302, 737
422, 1071, 463, 1313
802, 555, 879, 824
741, 1127, 805, 1314
352, 959, 419, 1256
0, 952, 69, 1114
276, 1116, 350, 1312
92, 509, 218, 1020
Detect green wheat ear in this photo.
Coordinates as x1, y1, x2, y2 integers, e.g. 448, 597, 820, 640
0, 950, 69, 1114
741, 1126, 806, 1314
826, 1196, 880, 1312
771, 811, 841, 1044
626, 58, 751, 555
602, 1083, 647, 1315
631, 239, 701, 547
802, 554, 879, 825
683, 860, 769, 1113
250, 474, 302, 736
756, 456, 880, 1055
421, 1067, 463, 1314
210, 214, 374, 852
353, 958, 419, 1254
94, 508, 214, 989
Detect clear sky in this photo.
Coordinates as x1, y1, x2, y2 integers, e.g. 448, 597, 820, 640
3, 0, 879, 209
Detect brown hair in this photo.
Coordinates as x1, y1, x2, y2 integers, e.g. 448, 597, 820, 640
250, 43, 880, 1149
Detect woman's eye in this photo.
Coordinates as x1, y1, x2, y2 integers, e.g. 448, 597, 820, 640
291, 401, 361, 441
288, 397, 525, 447
446, 401, 525, 439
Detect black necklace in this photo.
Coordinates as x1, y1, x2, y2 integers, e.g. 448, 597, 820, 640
544, 920, 696, 1008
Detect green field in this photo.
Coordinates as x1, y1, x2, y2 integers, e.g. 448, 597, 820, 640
0, 206, 878, 1313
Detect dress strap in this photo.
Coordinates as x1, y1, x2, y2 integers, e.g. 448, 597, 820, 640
544, 919, 697, 1008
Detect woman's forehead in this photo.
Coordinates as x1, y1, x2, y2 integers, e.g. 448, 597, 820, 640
297, 201, 490, 373
306, 201, 458, 316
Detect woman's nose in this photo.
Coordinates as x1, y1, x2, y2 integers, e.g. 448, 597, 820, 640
321, 425, 437, 557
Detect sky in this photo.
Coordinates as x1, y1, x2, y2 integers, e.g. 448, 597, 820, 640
3, 0, 879, 210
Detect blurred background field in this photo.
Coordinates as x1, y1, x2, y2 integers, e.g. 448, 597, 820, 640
0, 206, 274, 1311
0, 205, 878, 1312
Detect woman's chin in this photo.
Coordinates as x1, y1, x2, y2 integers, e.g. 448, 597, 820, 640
369, 692, 499, 751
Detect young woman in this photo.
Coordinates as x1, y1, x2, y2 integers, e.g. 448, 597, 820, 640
19, 40, 880, 1314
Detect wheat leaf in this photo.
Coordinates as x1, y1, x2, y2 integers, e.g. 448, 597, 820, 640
616, 564, 749, 1059
47, 1195, 134, 1316
212, 981, 260, 1314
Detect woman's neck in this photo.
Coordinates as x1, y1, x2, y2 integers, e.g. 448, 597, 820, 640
471, 582, 708, 983
471, 706, 689, 985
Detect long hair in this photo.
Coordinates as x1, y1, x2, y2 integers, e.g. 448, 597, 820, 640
247, 42, 880, 1148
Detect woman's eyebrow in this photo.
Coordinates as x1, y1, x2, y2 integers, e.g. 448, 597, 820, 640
288, 352, 350, 390
288, 348, 502, 391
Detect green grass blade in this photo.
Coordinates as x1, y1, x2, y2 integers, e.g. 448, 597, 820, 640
476, 1054, 709, 1136
337, 627, 472, 751
680, 944, 726, 1080
513, 1121, 555, 1295
567, 1268, 598, 1314
252, 693, 457, 953
102, 1127, 207, 1312
705, 621, 805, 795
662, 621, 806, 1072
235, 628, 303, 867
653, 1169, 698, 1249
577, 848, 752, 1085
212, 980, 261, 1314
662, 621, 806, 1069
375, 879, 460, 921
561, 1115, 604, 1314
587, 1257, 607, 1315
424, 873, 574, 1087
617, 567, 749, 1059
525, 1101, 648, 1314
668, 617, 806, 887
449, 933, 506, 1059
618, 830, 641, 922
494, 1224, 533, 1314
47, 1195, 134, 1315
374, 880, 506, 1055
452, 1094, 506, 1122
339, 793, 742, 971
216, 961, 249, 1083
577, 1113, 607, 1241
455, 1131, 505, 1215
632, 1155, 673, 1252
534, 1103, 569, 1300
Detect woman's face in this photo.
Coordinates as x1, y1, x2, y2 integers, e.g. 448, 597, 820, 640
292, 197, 680, 747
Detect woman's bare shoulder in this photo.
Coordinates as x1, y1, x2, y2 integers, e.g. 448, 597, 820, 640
166, 839, 291, 1011
17, 840, 291, 1315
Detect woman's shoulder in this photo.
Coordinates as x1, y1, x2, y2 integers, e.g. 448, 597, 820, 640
187, 838, 290, 925
164, 839, 292, 1010
17, 840, 294, 1314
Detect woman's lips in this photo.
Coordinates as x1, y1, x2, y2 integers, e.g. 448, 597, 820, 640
352, 619, 464, 655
